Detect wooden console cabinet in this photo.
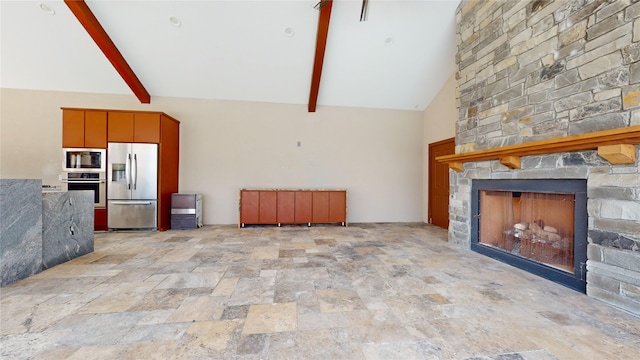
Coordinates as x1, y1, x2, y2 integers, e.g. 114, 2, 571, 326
239, 189, 347, 227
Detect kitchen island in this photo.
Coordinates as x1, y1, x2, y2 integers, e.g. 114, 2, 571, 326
0, 179, 94, 286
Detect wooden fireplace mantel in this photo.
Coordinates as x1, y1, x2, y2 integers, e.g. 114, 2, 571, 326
436, 125, 640, 172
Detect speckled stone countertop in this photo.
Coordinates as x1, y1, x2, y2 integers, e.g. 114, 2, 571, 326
0, 179, 43, 286
42, 190, 94, 269
0, 180, 94, 286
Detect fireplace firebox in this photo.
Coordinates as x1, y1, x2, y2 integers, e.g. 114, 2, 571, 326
471, 179, 587, 292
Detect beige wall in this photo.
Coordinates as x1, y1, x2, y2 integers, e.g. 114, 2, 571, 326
422, 73, 457, 223
1, 88, 424, 224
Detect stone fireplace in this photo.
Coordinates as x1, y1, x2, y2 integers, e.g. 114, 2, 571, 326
471, 178, 588, 292
447, 0, 640, 315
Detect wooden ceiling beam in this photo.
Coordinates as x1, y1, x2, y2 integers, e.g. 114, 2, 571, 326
308, 0, 333, 112
64, 0, 150, 104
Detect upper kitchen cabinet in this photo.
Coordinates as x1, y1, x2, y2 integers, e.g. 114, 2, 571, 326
107, 112, 134, 142
107, 111, 161, 143
134, 113, 161, 143
62, 109, 107, 148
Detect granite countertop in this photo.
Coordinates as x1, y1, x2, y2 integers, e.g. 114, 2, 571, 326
42, 185, 64, 193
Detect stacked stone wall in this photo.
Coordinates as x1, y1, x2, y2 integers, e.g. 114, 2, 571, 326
453, 0, 640, 315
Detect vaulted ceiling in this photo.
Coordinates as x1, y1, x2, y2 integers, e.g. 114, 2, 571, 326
1, 0, 459, 111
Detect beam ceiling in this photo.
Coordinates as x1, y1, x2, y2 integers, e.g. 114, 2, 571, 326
64, 0, 150, 104
308, 0, 333, 113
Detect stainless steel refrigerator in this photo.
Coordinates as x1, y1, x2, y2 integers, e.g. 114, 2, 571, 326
107, 143, 158, 229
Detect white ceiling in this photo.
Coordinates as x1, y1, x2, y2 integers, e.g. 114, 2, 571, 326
0, 0, 459, 111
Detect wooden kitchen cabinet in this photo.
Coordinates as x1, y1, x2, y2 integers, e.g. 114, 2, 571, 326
107, 112, 134, 142
94, 208, 107, 231
294, 191, 312, 224
62, 108, 180, 232
240, 190, 260, 224
84, 111, 108, 148
240, 189, 346, 227
312, 190, 347, 224
239, 190, 278, 225
312, 191, 330, 223
62, 109, 107, 148
157, 114, 180, 231
328, 191, 347, 223
62, 110, 84, 147
133, 113, 160, 143
259, 192, 278, 224
107, 111, 160, 143
277, 191, 295, 225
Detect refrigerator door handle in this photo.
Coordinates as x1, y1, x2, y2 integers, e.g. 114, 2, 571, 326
133, 153, 138, 190
126, 154, 132, 190
110, 201, 154, 205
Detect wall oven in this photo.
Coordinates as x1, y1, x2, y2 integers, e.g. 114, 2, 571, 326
62, 148, 106, 172
61, 172, 106, 208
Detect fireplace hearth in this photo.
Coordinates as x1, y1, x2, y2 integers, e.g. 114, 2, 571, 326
471, 179, 588, 292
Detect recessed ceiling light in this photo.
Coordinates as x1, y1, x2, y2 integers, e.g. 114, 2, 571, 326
39, 3, 55, 15
284, 27, 295, 37
169, 16, 182, 27
384, 37, 393, 46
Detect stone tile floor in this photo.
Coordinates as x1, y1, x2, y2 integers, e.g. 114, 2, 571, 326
1, 223, 639, 359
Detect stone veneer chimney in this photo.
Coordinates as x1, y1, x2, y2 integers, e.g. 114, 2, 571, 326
452, 0, 640, 314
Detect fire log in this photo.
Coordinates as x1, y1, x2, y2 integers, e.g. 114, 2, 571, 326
529, 222, 561, 242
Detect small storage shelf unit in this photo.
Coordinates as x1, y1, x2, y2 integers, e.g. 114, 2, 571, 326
239, 189, 347, 228
171, 193, 203, 230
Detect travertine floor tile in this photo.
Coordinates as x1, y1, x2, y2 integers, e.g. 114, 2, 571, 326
243, 302, 297, 334
1, 223, 639, 359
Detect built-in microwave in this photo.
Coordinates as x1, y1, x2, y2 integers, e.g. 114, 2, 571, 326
62, 148, 106, 172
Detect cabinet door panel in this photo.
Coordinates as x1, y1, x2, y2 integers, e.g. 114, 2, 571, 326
277, 191, 295, 224
108, 112, 134, 142
295, 191, 313, 223
329, 191, 347, 223
84, 111, 107, 148
241, 191, 260, 225
134, 113, 161, 143
94, 208, 107, 231
259, 191, 277, 224
158, 115, 180, 231
63, 110, 85, 148
312, 191, 330, 223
